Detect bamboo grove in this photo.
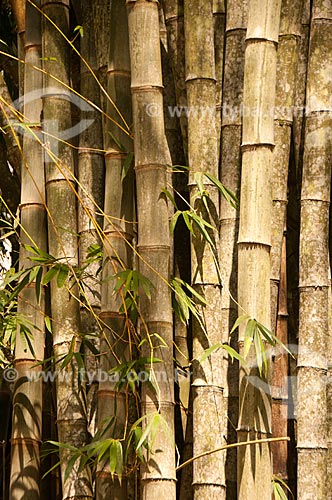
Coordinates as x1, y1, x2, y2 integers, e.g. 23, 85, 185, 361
0, 0, 330, 498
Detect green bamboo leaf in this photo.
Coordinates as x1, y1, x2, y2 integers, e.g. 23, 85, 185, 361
161, 188, 177, 208
204, 172, 239, 208
272, 481, 288, 500
97, 439, 112, 463
136, 413, 157, 451
60, 351, 73, 369
42, 266, 58, 285
29, 265, 41, 284
254, 329, 263, 375
64, 453, 79, 482
231, 316, 243, 335
57, 265, 69, 288
121, 152, 133, 181
35, 266, 43, 303
243, 335, 252, 359
170, 210, 181, 233
182, 211, 194, 234
44, 316, 52, 334
41, 460, 61, 479
179, 278, 207, 305
221, 344, 245, 364
109, 441, 118, 476
73, 25, 84, 37
74, 352, 84, 373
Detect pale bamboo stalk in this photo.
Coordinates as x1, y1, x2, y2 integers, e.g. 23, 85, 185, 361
10, 3, 45, 499
78, 0, 105, 442
269, 0, 302, 486
219, 2, 248, 497
41, 1, 92, 497
96, 1, 134, 498
184, 1, 224, 498
297, 2, 332, 498
127, 1, 176, 499
237, 1, 281, 499
271, 225, 289, 482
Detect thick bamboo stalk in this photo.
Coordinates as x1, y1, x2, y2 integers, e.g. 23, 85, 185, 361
160, 2, 188, 459
269, 0, 302, 486
126, 2, 176, 499
219, 2, 248, 497
270, 0, 302, 332
213, 0, 225, 162
164, 0, 188, 158
10, 0, 25, 97
96, 1, 134, 498
237, 1, 281, 499
41, 1, 92, 498
297, 2, 332, 498
184, 1, 224, 498
10, 3, 46, 499
293, 0, 310, 180
78, 0, 105, 442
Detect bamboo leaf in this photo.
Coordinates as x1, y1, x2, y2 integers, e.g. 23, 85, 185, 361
42, 266, 58, 285
170, 210, 181, 233
161, 188, 177, 208
64, 453, 79, 483
57, 265, 69, 288
73, 25, 84, 37
121, 152, 133, 181
35, 266, 43, 303
44, 316, 52, 333
230, 314, 250, 335
204, 172, 239, 208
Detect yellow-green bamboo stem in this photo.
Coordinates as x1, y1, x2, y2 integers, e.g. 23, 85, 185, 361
10, 3, 45, 498
96, 1, 134, 498
184, 1, 224, 498
127, 1, 176, 498
219, 2, 248, 496
213, 0, 225, 161
42, 1, 92, 497
78, 0, 105, 442
237, 1, 281, 499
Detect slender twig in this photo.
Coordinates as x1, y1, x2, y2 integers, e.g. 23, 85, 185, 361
176, 436, 290, 471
